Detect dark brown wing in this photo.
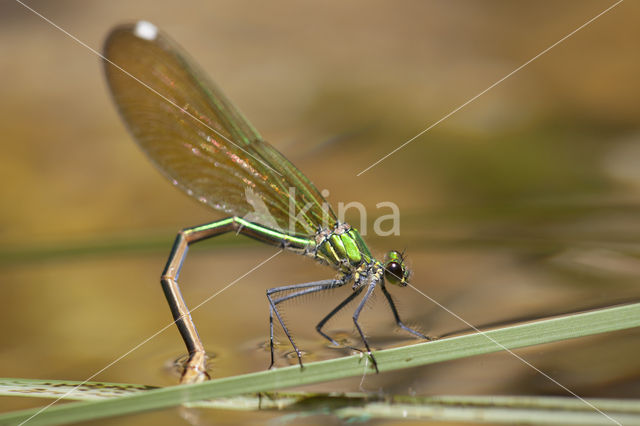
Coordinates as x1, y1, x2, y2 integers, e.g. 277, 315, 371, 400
103, 21, 336, 236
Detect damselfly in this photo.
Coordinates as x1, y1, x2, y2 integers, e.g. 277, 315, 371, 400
103, 21, 428, 384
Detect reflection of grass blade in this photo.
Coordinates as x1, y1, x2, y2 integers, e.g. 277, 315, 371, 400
1, 302, 638, 425
2, 380, 639, 424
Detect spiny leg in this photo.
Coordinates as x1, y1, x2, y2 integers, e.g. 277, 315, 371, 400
380, 282, 431, 340
267, 278, 346, 369
352, 281, 380, 373
315, 286, 365, 349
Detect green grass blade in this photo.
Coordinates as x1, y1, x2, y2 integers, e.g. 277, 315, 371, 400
1, 302, 638, 425
1, 379, 639, 424
0, 378, 154, 401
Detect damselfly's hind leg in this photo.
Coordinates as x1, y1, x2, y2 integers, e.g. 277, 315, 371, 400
267, 278, 347, 369
380, 282, 432, 340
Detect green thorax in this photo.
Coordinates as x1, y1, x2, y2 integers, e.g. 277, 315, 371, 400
313, 223, 373, 270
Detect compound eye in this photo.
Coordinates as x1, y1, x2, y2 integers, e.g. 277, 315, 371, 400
385, 261, 404, 285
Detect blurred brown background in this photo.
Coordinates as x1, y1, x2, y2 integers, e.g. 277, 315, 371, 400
1, 1, 639, 424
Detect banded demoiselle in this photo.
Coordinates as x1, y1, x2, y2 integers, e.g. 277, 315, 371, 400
103, 21, 428, 384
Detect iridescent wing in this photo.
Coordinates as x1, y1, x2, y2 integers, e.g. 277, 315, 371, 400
103, 22, 336, 236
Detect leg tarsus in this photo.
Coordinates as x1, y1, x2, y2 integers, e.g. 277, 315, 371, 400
266, 279, 345, 369
268, 305, 276, 369
352, 282, 380, 373
315, 286, 364, 347
266, 292, 304, 370
380, 282, 432, 341
398, 321, 432, 340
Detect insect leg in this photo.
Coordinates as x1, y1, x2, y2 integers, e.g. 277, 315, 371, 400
267, 279, 345, 369
380, 282, 431, 340
352, 281, 380, 373
315, 286, 365, 348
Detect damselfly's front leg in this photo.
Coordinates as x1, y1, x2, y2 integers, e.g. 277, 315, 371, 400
379, 282, 431, 340
161, 216, 311, 384
267, 277, 347, 369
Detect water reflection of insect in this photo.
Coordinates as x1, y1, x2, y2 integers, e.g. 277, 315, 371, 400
103, 21, 429, 384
